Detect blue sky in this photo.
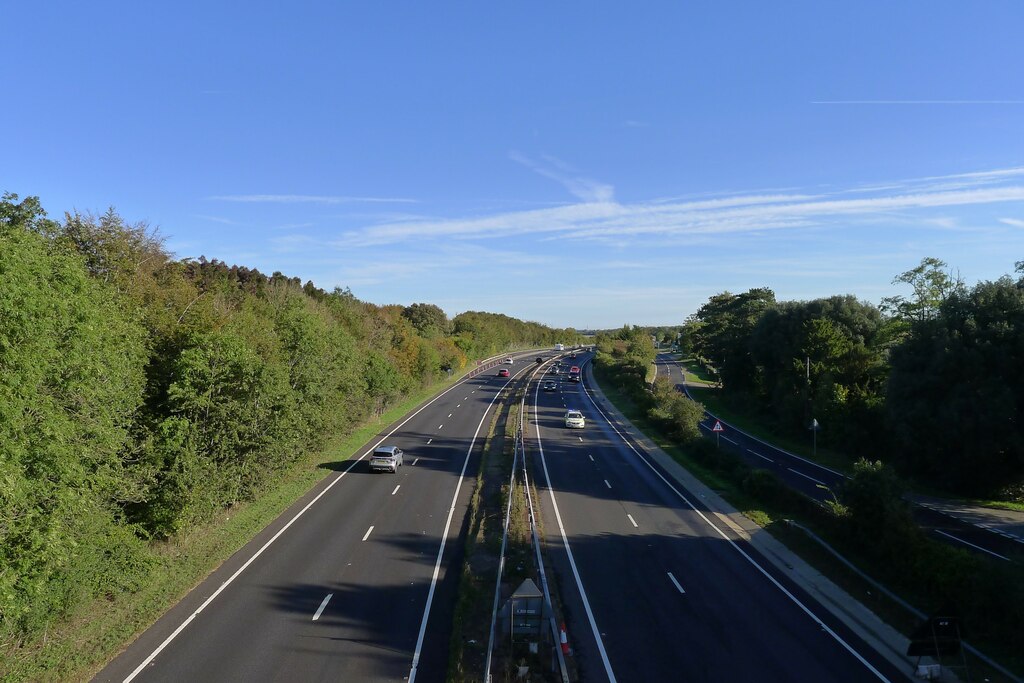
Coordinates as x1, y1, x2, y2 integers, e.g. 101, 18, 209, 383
5, 2, 1024, 328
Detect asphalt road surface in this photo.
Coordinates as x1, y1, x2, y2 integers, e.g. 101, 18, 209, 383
95, 351, 551, 683
526, 354, 908, 682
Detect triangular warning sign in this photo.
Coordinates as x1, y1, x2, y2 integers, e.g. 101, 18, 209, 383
712, 420, 724, 432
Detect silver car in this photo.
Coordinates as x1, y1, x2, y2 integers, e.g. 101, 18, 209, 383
564, 410, 585, 429
370, 445, 404, 473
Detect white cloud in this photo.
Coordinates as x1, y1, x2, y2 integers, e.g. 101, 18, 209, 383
1000, 217, 1024, 228
333, 178, 1024, 247
209, 194, 416, 204
509, 151, 615, 203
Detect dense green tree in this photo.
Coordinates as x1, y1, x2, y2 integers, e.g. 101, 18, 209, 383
886, 276, 1024, 495
401, 303, 450, 337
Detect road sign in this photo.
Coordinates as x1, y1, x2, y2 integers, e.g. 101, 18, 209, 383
712, 420, 724, 432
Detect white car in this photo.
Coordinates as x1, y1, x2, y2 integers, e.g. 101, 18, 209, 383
504, 357, 514, 364
370, 445, 404, 473
564, 410, 585, 429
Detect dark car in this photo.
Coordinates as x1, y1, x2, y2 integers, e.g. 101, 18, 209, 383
498, 368, 510, 377
543, 380, 557, 392
536, 357, 544, 364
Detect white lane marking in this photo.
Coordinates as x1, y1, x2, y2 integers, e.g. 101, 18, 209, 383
312, 593, 333, 621
588, 454, 594, 462
392, 485, 401, 496
626, 514, 638, 528
722, 436, 738, 445
426, 438, 432, 445
787, 467, 827, 486
120, 366, 486, 683
457, 404, 461, 408
604, 480, 612, 489
447, 413, 452, 418
578, 436, 583, 442
935, 530, 1010, 561
667, 572, 686, 594
438, 424, 443, 429
464, 396, 468, 400
748, 448, 773, 463
362, 526, 374, 541
578, 377, 891, 682
408, 367, 510, 683
413, 458, 419, 466
532, 409, 618, 681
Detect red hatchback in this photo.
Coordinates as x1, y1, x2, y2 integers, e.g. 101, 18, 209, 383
498, 368, 510, 377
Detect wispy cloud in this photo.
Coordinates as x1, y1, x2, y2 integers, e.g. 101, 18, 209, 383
509, 151, 615, 203
334, 168, 1024, 247
193, 214, 240, 225
1000, 217, 1024, 228
209, 194, 417, 204
812, 100, 1024, 105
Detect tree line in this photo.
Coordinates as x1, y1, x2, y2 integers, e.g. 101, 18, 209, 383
680, 257, 1024, 498
0, 192, 578, 654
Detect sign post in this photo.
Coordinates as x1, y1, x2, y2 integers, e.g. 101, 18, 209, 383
712, 420, 724, 448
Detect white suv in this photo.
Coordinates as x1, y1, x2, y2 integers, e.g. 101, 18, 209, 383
504, 357, 514, 364
564, 410, 585, 429
370, 446, 404, 473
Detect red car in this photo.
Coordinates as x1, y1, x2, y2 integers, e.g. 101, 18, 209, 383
498, 368, 510, 377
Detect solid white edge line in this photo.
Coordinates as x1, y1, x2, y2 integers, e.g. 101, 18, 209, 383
721, 435, 738, 445
787, 467, 827, 487
312, 593, 333, 621
119, 365, 495, 683
392, 485, 401, 496
578, 372, 891, 682
934, 530, 1011, 561
667, 573, 685, 594
533, 388, 618, 683
362, 526, 374, 541
408, 372, 515, 682
626, 514, 638, 528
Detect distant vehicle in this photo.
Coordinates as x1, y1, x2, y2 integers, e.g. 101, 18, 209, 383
564, 410, 585, 429
536, 357, 544, 364
504, 357, 514, 364
498, 368, 511, 378
543, 380, 557, 392
568, 365, 581, 383
555, 343, 564, 351
370, 446, 404, 473
548, 365, 560, 375
569, 352, 577, 359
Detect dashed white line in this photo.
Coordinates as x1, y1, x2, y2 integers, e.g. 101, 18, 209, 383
626, 514, 638, 528
578, 437, 583, 442
413, 458, 419, 466
438, 424, 444, 430
426, 438, 432, 444
935, 530, 1010, 561
667, 572, 686, 594
588, 454, 594, 462
748, 448, 774, 463
447, 413, 452, 418
312, 593, 333, 621
362, 526, 374, 542
787, 467, 827, 486
457, 404, 461, 408
604, 480, 612, 489
392, 485, 401, 496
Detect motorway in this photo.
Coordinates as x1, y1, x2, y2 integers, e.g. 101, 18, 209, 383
654, 354, 1024, 564
95, 351, 550, 683
527, 353, 908, 682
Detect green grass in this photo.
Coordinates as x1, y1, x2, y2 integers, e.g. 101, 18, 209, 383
677, 357, 719, 385
8, 372, 472, 683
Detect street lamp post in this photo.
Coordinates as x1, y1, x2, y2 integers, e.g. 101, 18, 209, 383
809, 418, 820, 458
